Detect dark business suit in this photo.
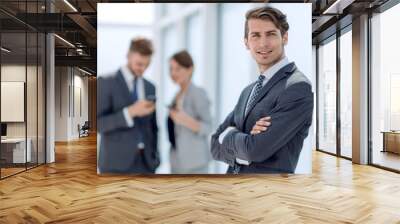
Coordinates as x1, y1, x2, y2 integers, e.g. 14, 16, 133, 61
97, 70, 159, 174
211, 62, 313, 174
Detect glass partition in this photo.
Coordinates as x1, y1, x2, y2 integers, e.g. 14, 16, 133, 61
0, 1, 46, 179
317, 37, 337, 155
339, 29, 352, 158
370, 4, 400, 171
1, 30, 28, 177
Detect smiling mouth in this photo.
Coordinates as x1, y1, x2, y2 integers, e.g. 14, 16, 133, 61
257, 50, 273, 57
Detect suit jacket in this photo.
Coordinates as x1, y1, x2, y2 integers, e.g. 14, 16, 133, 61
168, 83, 212, 173
211, 62, 314, 174
97, 70, 159, 173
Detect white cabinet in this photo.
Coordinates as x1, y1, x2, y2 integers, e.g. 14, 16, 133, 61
1, 138, 32, 163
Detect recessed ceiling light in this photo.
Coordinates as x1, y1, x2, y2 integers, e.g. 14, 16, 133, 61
323, 0, 354, 15
63, 0, 78, 12
54, 34, 75, 48
78, 67, 92, 76
1, 47, 11, 53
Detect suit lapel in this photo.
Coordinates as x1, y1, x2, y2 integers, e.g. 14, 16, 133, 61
142, 78, 153, 99
243, 62, 297, 124
238, 84, 255, 131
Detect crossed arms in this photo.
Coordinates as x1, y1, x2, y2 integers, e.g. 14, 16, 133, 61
211, 82, 314, 166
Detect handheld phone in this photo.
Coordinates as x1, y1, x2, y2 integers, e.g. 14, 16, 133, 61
167, 101, 177, 109
146, 95, 157, 103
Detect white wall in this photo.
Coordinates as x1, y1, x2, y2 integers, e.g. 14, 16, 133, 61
97, 3, 154, 79
54, 67, 89, 141
72, 74, 89, 138
55, 67, 68, 141
1, 81, 24, 123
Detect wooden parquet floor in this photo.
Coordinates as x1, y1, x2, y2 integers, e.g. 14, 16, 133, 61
1, 135, 400, 223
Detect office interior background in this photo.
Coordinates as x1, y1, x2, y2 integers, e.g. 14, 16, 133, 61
97, 3, 313, 174
0, 0, 400, 222
1, 0, 399, 178
0, 0, 97, 179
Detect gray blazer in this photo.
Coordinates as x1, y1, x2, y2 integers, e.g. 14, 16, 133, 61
97, 70, 159, 173
169, 83, 212, 172
211, 63, 314, 174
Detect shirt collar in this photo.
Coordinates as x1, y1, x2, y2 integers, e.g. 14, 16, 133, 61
260, 56, 290, 82
121, 65, 140, 85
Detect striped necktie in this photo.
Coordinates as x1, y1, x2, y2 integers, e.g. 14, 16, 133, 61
131, 76, 138, 102
246, 75, 266, 115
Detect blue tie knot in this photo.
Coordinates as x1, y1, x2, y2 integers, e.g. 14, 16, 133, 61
258, 75, 265, 83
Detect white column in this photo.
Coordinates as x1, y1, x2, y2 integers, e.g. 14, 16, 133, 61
46, 32, 55, 163
352, 14, 369, 164
202, 4, 218, 128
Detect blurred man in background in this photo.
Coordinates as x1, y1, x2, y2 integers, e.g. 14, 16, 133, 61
98, 37, 160, 174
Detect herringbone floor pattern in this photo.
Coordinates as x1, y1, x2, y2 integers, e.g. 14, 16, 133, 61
1, 135, 400, 223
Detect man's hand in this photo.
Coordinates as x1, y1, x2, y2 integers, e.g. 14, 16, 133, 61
250, 116, 271, 135
128, 100, 155, 117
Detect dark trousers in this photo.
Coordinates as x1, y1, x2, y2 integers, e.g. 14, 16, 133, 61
100, 150, 154, 174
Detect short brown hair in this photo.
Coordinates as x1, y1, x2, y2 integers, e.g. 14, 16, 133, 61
129, 37, 153, 56
170, 50, 194, 69
244, 6, 289, 38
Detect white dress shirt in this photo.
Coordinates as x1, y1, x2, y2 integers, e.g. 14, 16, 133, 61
219, 56, 290, 165
121, 66, 145, 127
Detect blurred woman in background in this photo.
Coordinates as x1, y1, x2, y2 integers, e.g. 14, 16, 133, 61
167, 50, 212, 174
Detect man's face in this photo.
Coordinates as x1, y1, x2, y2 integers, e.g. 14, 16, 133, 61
245, 19, 288, 72
127, 52, 151, 77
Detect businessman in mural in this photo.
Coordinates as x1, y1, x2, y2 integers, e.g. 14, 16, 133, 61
97, 37, 160, 174
211, 6, 314, 174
